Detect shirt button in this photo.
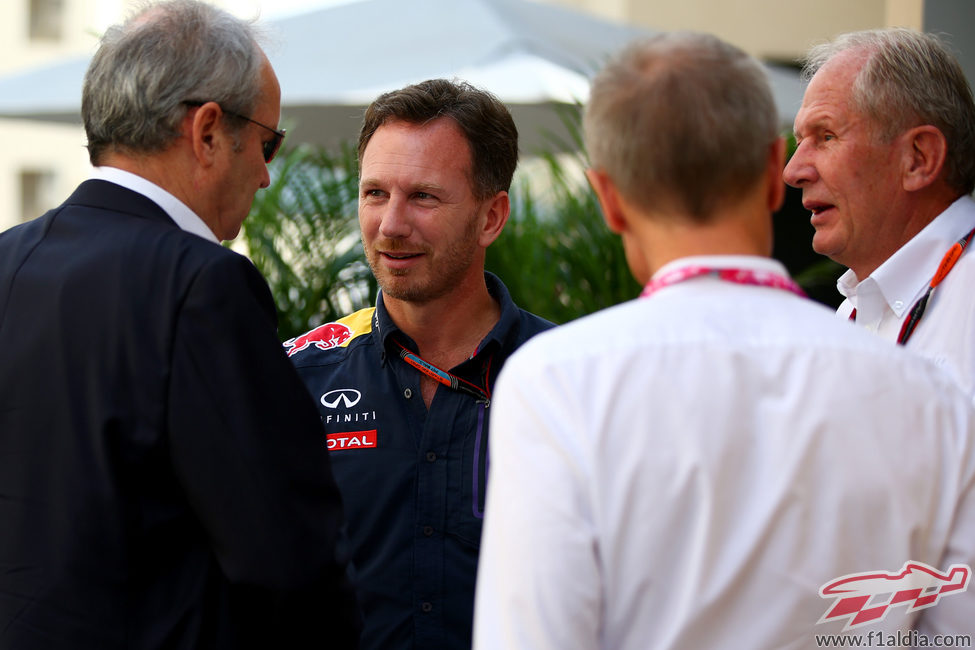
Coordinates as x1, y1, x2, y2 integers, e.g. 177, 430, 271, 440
421, 602, 433, 613
426, 451, 437, 462
893, 300, 904, 310
423, 525, 434, 536
404, 388, 413, 399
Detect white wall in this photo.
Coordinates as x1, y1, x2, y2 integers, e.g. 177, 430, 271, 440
1, 0, 107, 75
0, 121, 89, 231
537, 0, 922, 61
0, 0, 269, 232
0, 0, 106, 230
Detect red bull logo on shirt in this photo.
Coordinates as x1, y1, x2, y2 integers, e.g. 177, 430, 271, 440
284, 322, 352, 357
818, 561, 970, 630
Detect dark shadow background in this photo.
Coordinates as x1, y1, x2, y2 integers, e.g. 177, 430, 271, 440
772, 184, 845, 309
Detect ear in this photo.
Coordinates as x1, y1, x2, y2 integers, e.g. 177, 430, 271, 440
766, 136, 787, 213
585, 168, 628, 234
477, 190, 510, 247
901, 125, 948, 192
188, 101, 225, 168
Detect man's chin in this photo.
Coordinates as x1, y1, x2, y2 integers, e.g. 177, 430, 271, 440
811, 231, 845, 265
214, 221, 244, 243
377, 275, 424, 302
377, 274, 460, 305
381, 287, 432, 304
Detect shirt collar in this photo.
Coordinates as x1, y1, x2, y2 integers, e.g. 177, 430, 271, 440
373, 271, 519, 364
478, 271, 521, 353
652, 254, 791, 281
840, 195, 975, 317
836, 267, 859, 302
90, 166, 219, 244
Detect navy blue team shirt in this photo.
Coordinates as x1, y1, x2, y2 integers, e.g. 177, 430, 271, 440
287, 272, 554, 649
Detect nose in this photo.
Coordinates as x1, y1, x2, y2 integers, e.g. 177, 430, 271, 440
259, 163, 271, 190
783, 140, 816, 188
378, 196, 412, 239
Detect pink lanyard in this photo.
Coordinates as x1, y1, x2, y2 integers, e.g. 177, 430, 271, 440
641, 265, 807, 299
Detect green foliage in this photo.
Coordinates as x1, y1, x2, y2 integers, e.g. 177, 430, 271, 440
487, 152, 640, 324
240, 143, 377, 340
487, 102, 641, 323
792, 257, 846, 304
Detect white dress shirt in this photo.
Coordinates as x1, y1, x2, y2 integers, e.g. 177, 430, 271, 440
474, 255, 975, 650
837, 195, 975, 399
90, 166, 219, 243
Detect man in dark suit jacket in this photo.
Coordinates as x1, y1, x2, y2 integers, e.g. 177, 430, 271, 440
0, 1, 359, 648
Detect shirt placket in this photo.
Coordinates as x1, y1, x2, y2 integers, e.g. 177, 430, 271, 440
412, 386, 460, 647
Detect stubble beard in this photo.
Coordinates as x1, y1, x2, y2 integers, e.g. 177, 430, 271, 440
365, 216, 481, 304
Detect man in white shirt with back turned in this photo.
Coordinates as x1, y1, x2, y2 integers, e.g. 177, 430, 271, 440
473, 33, 975, 650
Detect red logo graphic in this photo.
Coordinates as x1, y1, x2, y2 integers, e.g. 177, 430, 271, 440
818, 561, 971, 630
284, 322, 352, 357
326, 430, 378, 451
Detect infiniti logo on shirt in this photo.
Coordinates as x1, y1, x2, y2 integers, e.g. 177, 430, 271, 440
321, 389, 362, 409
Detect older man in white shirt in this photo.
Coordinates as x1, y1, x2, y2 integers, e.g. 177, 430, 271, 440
785, 28, 975, 400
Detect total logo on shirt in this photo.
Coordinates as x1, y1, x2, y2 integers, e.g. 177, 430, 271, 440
326, 430, 378, 450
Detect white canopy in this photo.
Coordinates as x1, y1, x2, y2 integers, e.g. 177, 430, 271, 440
0, 0, 804, 152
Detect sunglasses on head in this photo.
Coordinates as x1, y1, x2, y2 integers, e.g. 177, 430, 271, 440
182, 100, 286, 163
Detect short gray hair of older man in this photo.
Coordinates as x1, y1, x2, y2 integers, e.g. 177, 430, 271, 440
82, 0, 265, 166
803, 28, 975, 196
584, 32, 778, 221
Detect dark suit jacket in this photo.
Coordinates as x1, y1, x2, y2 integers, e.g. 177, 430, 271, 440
0, 180, 360, 649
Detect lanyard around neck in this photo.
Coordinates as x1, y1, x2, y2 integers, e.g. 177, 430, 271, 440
394, 339, 492, 405
641, 265, 807, 299
849, 225, 975, 345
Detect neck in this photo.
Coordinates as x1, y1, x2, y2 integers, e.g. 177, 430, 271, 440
384, 272, 501, 364
647, 226, 768, 277
848, 191, 959, 280
101, 150, 184, 194
99, 149, 207, 224
634, 194, 773, 280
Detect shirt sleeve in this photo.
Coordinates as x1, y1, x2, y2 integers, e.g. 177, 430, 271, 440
915, 403, 975, 640
473, 349, 600, 650
166, 252, 360, 646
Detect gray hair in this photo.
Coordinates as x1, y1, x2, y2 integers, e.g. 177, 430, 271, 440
803, 28, 975, 195
584, 33, 778, 220
82, 0, 265, 165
